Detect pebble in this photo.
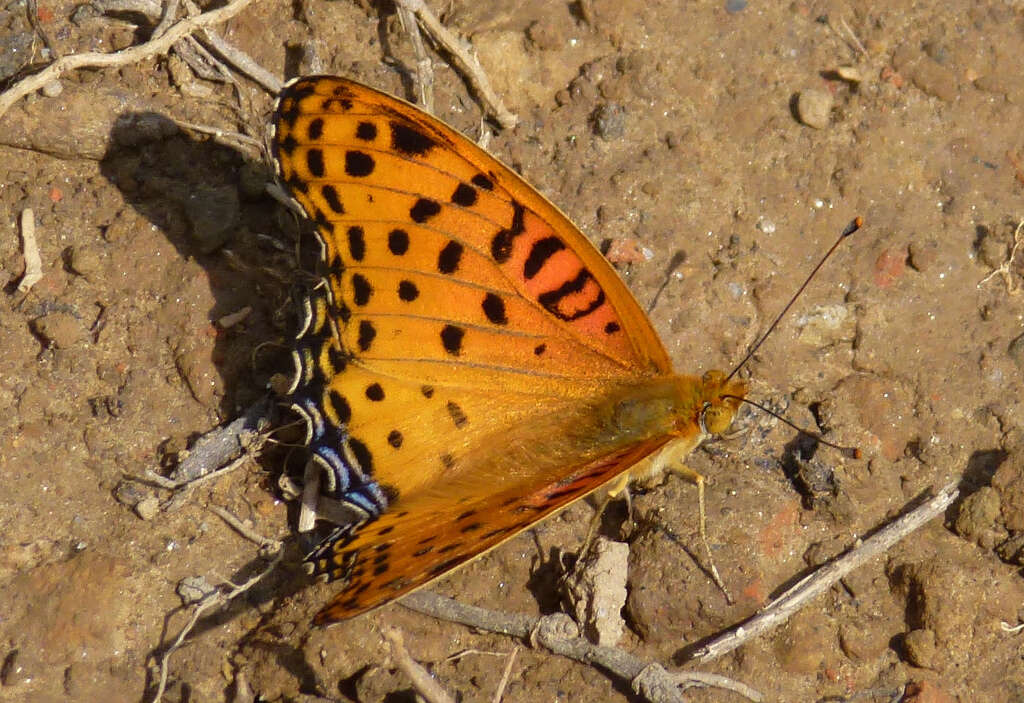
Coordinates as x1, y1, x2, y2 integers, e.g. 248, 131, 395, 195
796, 89, 833, 128
134, 496, 160, 520
591, 103, 626, 139
67, 244, 104, 280
183, 185, 240, 253
177, 575, 216, 605
560, 538, 628, 646
1007, 333, 1024, 371
903, 628, 938, 669
30, 312, 86, 348
41, 79, 63, 97
952, 486, 1001, 546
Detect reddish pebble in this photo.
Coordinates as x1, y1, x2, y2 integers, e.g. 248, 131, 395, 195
873, 247, 906, 288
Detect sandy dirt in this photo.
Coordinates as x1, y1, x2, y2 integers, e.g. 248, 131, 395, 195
2, 0, 1024, 701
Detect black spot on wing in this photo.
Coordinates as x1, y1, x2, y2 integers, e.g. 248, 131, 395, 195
345, 150, 375, 177
398, 280, 419, 302
410, 198, 441, 223
482, 293, 507, 325
524, 236, 566, 280
437, 241, 463, 274
347, 226, 365, 261
321, 185, 345, 213
390, 121, 436, 155
388, 229, 410, 255
440, 325, 464, 356
490, 201, 526, 263
306, 149, 325, 178
357, 320, 376, 351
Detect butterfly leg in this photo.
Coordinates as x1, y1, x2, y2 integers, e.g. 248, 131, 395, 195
669, 464, 733, 604
577, 472, 633, 560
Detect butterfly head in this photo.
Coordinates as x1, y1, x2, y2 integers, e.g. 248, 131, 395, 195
696, 370, 747, 436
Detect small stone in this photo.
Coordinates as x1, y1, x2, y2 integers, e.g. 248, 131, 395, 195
238, 162, 268, 200
560, 538, 629, 646
30, 312, 86, 348
836, 65, 863, 83
41, 79, 63, 97
1008, 334, 1024, 371
993, 462, 1024, 531
591, 103, 626, 140
134, 496, 160, 520
67, 244, 104, 279
953, 487, 1001, 543
1, 649, 37, 686
724, 0, 746, 12
907, 239, 939, 272
177, 575, 216, 605
796, 89, 833, 129
873, 246, 907, 288
114, 480, 149, 507
996, 533, 1024, 565
184, 185, 240, 253
903, 628, 938, 669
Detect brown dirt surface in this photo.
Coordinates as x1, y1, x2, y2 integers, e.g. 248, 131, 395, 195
2, 1, 1024, 701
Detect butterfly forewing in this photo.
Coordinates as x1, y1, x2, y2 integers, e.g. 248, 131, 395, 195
271, 76, 682, 621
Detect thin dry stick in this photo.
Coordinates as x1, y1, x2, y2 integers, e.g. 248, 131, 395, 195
492, 646, 519, 703
383, 627, 458, 703
17, 208, 42, 293
400, 594, 759, 703
689, 483, 959, 663
179, 0, 281, 93
150, 551, 282, 703
208, 505, 281, 551
393, 0, 517, 129
0, 0, 258, 119
395, 0, 434, 113
978, 220, 1024, 293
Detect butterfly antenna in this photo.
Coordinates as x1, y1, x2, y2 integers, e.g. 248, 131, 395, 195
722, 394, 861, 459
726, 216, 862, 382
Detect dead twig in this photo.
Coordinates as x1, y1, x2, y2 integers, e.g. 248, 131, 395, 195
400, 593, 760, 703
383, 627, 457, 703
978, 220, 1024, 294
492, 646, 518, 703
0, 0, 258, 119
17, 208, 42, 293
149, 551, 282, 703
208, 505, 281, 551
689, 483, 958, 663
393, 0, 517, 129
395, 1, 434, 113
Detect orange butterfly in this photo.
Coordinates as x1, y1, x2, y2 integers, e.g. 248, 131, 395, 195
271, 76, 747, 624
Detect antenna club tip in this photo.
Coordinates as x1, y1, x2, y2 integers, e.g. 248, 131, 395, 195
842, 447, 863, 460
842, 217, 863, 237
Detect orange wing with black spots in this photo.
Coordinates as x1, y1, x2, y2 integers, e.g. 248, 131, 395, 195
271, 76, 742, 623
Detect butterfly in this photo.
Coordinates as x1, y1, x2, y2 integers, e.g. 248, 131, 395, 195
271, 75, 748, 625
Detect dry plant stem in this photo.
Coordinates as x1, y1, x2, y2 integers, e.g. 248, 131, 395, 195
170, 398, 273, 484
0, 0, 258, 119
690, 482, 959, 664
208, 504, 281, 550
400, 594, 760, 703
151, 0, 181, 39
978, 220, 1024, 293
383, 627, 457, 703
17, 208, 42, 293
492, 646, 518, 703
393, 0, 517, 129
179, 0, 281, 92
150, 551, 282, 703
27, 0, 62, 58
395, 1, 434, 113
